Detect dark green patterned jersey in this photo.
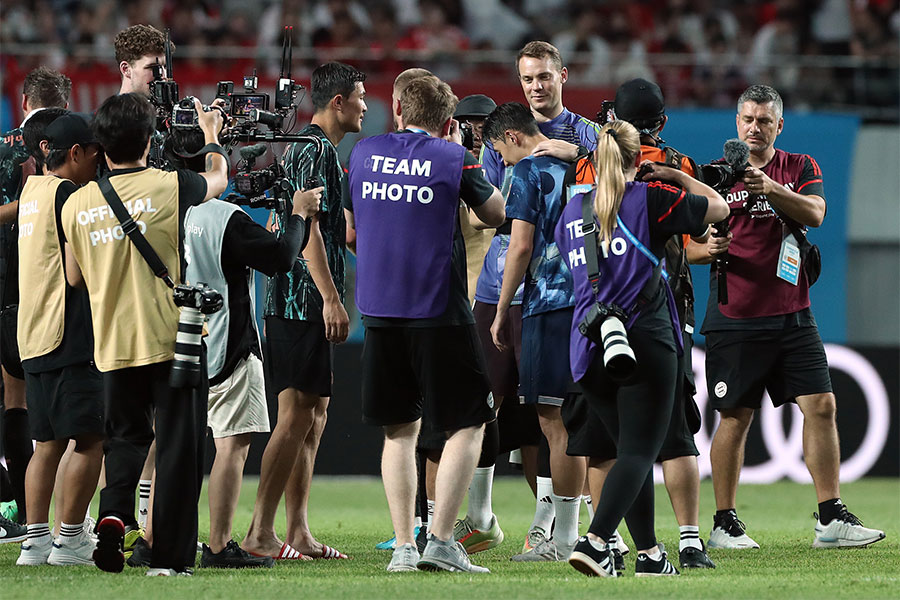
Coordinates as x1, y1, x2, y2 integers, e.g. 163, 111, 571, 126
0, 126, 29, 305
264, 124, 346, 321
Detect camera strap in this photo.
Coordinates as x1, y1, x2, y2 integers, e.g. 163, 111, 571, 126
580, 191, 665, 312
97, 175, 175, 289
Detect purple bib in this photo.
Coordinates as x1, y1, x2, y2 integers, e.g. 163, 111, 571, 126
349, 132, 465, 319
555, 182, 679, 381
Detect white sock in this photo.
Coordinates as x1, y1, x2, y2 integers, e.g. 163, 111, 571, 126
679, 525, 702, 551
552, 493, 581, 546
583, 495, 594, 521
426, 499, 435, 531
138, 479, 152, 528
645, 548, 663, 561
60, 521, 84, 540
26, 522, 51, 544
466, 466, 494, 530
530, 476, 555, 533
414, 515, 422, 529
588, 537, 608, 552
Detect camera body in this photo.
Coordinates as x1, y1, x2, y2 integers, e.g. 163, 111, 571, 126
459, 122, 474, 151
578, 302, 636, 382
697, 162, 747, 196
170, 282, 223, 389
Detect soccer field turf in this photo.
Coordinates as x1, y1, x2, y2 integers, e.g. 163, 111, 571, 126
2, 477, 897, 599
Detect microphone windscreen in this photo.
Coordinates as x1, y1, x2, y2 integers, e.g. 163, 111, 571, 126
723, 138, 750, 169
239, 143, 268, 160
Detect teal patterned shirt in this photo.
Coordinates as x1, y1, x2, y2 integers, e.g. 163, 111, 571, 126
264, 124, 346, 321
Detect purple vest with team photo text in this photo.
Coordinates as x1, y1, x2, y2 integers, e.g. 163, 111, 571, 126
349, 132, 465, 319
555, 182, 680, 381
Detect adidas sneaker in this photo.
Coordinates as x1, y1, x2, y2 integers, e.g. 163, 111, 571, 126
813, 504, 885, 548
708, 510, 760, 549
568, 537, 616, 577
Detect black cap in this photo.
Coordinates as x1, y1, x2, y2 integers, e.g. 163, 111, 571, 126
45, 113, 97, 151
614, 79, 665, 124
454, 94, 497, 119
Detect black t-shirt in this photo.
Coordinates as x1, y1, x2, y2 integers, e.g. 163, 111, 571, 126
213, 211, 309, 385
345, 138, 495, 328
23, 179, 94, 373
630, 182, 709, 340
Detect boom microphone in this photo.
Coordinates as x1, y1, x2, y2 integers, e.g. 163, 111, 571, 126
239, 144, 268, 161
723, 138, 750, 172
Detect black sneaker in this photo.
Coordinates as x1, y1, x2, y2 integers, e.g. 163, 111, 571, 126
415, 526, 428, 554
679, 541, 716, 569
126, 536, 152, 567
568, 536, 617, 577
201, 540, 275, 568
635, 549, 679, 576
93, 516, 126, 573
0, 515, 27, 544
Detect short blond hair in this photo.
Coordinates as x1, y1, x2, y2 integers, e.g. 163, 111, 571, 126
393, 68, 433, 95
400, 76, 458, 132
516, 41, 563, 74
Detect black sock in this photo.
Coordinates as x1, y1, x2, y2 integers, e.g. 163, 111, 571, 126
3, 408, 32, 522
818, 498, 842, 524
714, 508, 735, 523
477, 419, 499, 468
537, 435, 551, 478
0, 463, 13, 502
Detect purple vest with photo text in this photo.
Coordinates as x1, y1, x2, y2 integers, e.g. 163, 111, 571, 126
349, 132, 465, 319
555, 182, 680, 381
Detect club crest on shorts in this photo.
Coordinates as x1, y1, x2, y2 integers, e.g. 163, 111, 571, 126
486, 392, 495, 410
714, 381, 728, 398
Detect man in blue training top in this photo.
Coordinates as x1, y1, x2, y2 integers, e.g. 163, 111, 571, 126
485, 102, 584, 562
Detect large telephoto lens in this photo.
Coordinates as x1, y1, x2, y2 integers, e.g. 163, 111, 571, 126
601, 317, 636, 382
170, 306, 204, 388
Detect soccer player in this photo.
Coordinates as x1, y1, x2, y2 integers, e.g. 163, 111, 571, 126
485, 102, 583, 561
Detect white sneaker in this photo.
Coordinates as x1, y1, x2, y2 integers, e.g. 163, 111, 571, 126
84, 516, 97, 542
48, 531, 96, 565
708, 510, 760, 549
612, 529, 630, 556
813, 506, 885, 548
510, 538, 576, 562
417, 535, 490, 573
17, 536, 53, 565
387, 542, 420, 572
147, 567, 193, 576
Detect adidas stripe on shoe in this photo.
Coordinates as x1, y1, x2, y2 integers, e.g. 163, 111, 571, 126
568, 537, 616, 578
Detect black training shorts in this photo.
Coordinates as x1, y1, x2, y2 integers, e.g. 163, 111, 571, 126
705, 326, 833, 411
25, 362, 104, 442
361, 324, 494, 433
265, 316, 334, 398
473, 301, 522, 399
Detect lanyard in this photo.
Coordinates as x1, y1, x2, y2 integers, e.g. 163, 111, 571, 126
405, 127, 431, 136
615, 214, 669, 281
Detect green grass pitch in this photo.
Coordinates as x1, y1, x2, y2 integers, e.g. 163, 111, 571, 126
2, 477, 898, 598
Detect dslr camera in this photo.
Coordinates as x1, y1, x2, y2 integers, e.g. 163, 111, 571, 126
170, 282, 224, 389
578, 302, 636, 382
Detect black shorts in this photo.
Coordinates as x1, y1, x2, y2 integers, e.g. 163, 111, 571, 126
497, 397, 541, 453
563, 390, 617, 459
25, 362, 104, 442
705, 326, 833, 411
417, 420, 447, 452
265, 316, 333, 398
659, 332, 699, 461
520, 308, 574, 406
361, 325, 494, 433
473, 301, 522, 399
0, 307, 24, 380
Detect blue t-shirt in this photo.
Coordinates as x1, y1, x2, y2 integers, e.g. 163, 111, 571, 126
476, 108, 599, 304
505, 155, 574, 317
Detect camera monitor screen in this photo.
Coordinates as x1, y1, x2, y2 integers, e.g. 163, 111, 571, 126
232, 94, 268, 117
172, 108, 196, 126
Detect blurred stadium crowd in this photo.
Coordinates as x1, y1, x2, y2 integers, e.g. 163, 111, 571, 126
1, 0, 898, 114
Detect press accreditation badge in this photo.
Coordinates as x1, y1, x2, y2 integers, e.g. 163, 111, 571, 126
567, 183, 594, 203
776, 229, 801, 286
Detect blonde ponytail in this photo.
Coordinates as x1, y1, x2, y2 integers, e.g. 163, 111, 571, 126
592, 121, 641, 245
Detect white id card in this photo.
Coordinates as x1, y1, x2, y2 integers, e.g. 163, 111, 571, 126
567, 183, 594, 203
776, 231, 801, 285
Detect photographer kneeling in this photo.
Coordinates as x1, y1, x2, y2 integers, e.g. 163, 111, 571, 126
558, 121, 727, 578
61, 93, 227, 576
170, 130, 322, 568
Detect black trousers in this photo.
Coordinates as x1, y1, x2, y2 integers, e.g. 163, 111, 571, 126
577, 327, 678, 550
100, 358, 207, 569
